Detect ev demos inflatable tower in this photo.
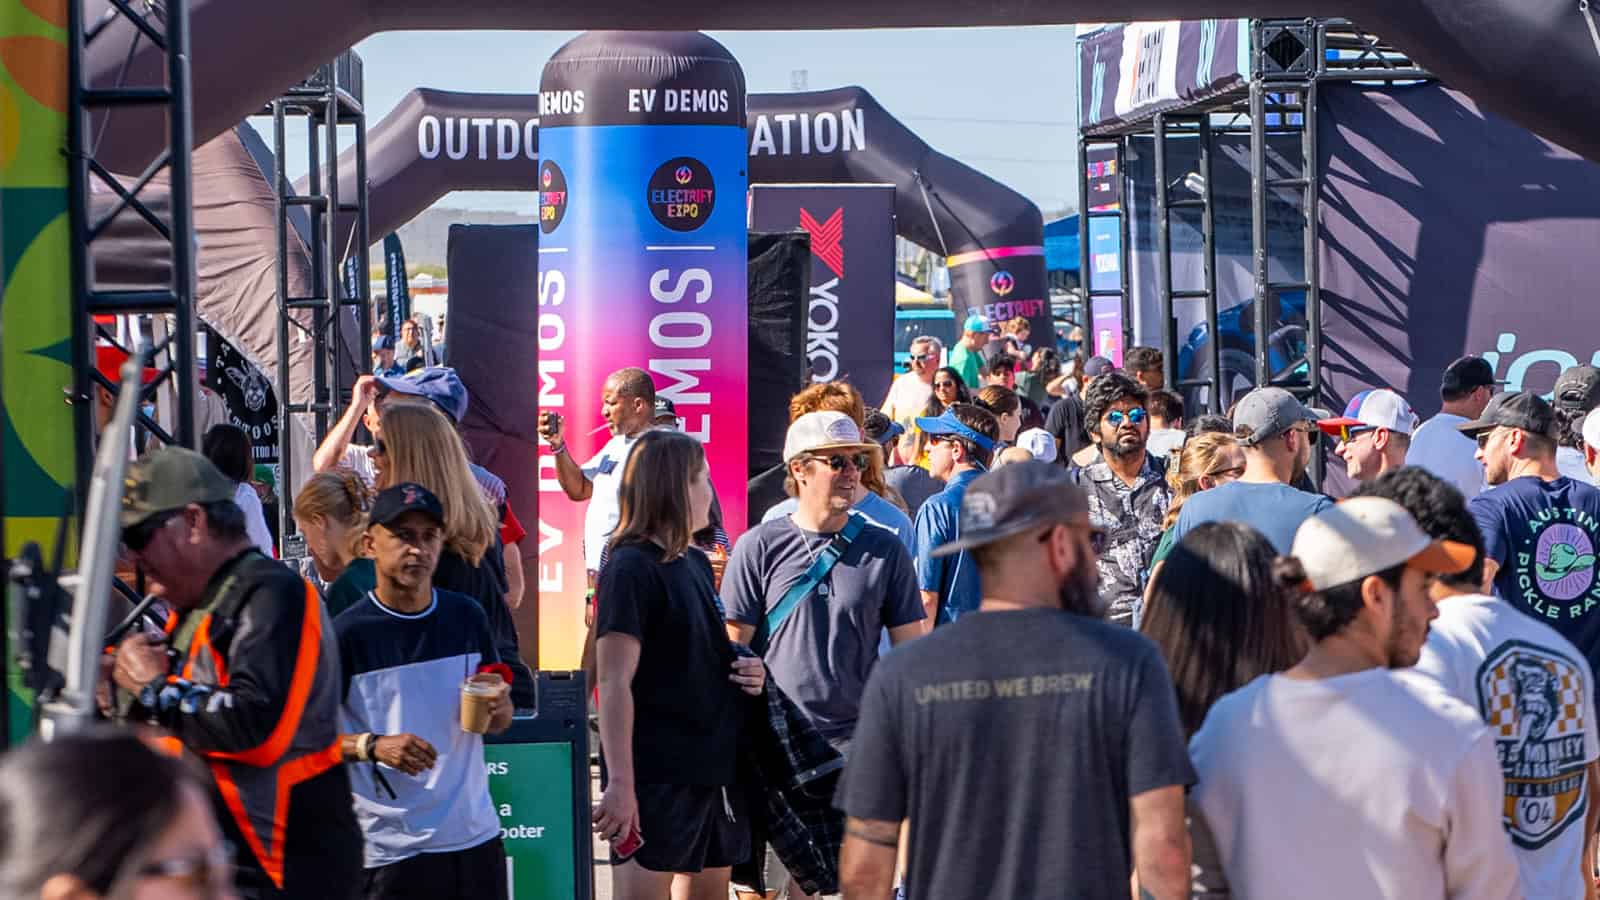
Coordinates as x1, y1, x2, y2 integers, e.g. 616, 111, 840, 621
536, 33, 749, 664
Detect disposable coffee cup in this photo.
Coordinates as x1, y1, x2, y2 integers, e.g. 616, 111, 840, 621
460, 678, 500, 734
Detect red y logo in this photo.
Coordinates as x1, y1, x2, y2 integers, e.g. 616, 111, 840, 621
799, 207, 845, 278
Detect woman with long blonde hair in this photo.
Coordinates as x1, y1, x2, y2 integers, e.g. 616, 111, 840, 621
592, 430, 763, 900
1147, 431, 1247, 569
376, 402, 534, 704
293, 469, 372, 615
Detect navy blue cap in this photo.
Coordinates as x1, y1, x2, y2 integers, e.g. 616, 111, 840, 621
369, 482, 445, 529
377, 366, 468, 424
372, 335, 395, 352
915, 409, 998, 452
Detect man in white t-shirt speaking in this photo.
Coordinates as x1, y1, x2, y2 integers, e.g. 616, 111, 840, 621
1408, 355, 1499, 499
538, 366, 656, 590
881, 335, 941, 426
1189, 497, 1521, 900
1356, 466, 1600, 899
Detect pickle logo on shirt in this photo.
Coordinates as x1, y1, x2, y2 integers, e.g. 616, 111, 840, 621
1514, 509, 1600, 619
1477, 640, 1590, 848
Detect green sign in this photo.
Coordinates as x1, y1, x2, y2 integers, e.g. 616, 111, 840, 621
485, 742, 578, 899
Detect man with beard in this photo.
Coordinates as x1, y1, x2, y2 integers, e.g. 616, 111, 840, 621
912, 404, 1001, 625
1168, 387, 1332, 554
1356, 467, 1599, 899
1189, 498, 1519, 900
1070, 372, 1171, 625
836, 462, 1195, 900
1463, 392, 1600, 715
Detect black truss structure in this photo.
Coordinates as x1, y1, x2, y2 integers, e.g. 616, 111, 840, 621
269, 52, 371, 546
1076, 18, 1430, 482
67, 0, 198, 492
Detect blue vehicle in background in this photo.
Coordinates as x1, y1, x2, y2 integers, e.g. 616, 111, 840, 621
1175, 291, 1310, 412
893, 303, 957, 372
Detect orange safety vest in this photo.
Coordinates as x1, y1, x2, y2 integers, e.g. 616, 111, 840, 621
151, 562, 344, 890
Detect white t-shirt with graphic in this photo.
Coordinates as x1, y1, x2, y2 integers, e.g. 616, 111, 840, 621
1407, 593, 1600, 900
582, 432, 641, 572
1190, 669, 1521, 900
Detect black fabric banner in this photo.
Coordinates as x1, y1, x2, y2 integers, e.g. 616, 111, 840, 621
382, 233, 410, 339
203, 324, 279, 467
748, 184, 897, 407
746, 230, 812, 521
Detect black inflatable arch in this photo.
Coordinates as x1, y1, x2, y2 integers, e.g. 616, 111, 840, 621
315, 86, 1050, 331
86, 1, 1600, 178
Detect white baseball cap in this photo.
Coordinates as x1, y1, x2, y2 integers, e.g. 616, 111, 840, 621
1290, 497, 1475, 591
1583, 408, 1600, 451
1317, 388, 1418, 437
782, 411, 878, 463
1016, 427, 1057, 463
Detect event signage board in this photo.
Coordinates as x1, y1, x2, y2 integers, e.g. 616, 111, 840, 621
485, 742, 577, 899
536, 32, 748, 668
749, 184, 896, 406
1078, 20, 1250, 133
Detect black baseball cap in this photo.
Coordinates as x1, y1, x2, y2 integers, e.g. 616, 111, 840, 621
931, 461, 1092, 557
652, 397, 677, 420
1553, 365, 1600, 412
1455, 391, 1556, 439
369, 482, 445, 529
1439, 356, 1502, 395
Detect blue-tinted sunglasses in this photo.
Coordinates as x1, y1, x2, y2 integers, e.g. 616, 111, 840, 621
1105, 408, 1147, 427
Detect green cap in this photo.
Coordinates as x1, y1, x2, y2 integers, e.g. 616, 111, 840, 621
121, 447, 237, 529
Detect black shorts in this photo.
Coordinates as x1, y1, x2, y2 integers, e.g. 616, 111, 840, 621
614, 782, 750, 873
362, 835, 507, 900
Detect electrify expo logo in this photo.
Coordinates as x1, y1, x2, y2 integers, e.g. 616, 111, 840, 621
648, 157, 715, 232
990, 270, 1015, 296
539, 161, 568, 235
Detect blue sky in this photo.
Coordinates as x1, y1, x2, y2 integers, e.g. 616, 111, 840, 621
279, 28, 1080, 218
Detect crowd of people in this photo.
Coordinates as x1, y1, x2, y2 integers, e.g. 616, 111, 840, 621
17, 306, 1600, 900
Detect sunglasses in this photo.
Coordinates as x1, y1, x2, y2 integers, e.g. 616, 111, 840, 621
123, 509, 181, 553
1204, 465, 1246, 480
934, 380, 959, 390
1105, 408, 1147, 427
1476, 429, 1496, 449
136, 842, 235, 897
910, 354, 932, 362
807, 453, 870, 472
1038, 524, 1107, 555
1293, 425, 1320, 445
1334, 425, 1374, 444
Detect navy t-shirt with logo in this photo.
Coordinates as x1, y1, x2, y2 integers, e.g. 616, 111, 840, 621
1471, 475, 1600, 681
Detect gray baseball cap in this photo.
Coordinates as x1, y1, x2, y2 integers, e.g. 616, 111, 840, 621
931, 461, 1092, 557
1232, 387, 1320, 447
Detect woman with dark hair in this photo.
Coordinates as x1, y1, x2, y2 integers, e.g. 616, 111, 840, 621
1140, 521, 1307, 898
201, 424, 274, 556
592, 430, 765, 900
0, 729, 236, 900
926, 367, 970, 414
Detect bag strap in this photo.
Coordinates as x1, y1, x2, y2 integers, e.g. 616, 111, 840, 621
765, 515, 867, 639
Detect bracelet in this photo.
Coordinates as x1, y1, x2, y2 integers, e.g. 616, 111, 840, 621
550, 443, 567, 457
358, 733, 377, 762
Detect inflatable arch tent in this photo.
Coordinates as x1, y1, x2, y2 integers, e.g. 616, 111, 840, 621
312, 86, 1049, 334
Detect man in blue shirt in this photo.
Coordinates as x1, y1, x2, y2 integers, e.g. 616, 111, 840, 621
913, 404, 1001, 624
1168, 386, 1332, 553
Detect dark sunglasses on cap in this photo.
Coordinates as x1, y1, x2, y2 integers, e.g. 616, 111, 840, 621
806, 452, 870, 472
1105, 408, 1147, 427
122, 508, 182, 553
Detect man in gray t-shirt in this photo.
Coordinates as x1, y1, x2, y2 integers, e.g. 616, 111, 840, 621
723, 412, 927, 746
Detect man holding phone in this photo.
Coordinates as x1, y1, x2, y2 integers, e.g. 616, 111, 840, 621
334, 482, 513, 900
881, 336, 942, 426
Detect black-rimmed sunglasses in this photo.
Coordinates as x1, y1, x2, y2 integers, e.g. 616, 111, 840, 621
1037, 524, 1107, 555
123, 509, 182, 552
807, 453, 870, 472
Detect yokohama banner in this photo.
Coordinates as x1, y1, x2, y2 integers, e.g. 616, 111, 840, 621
748, 184, 897, 406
